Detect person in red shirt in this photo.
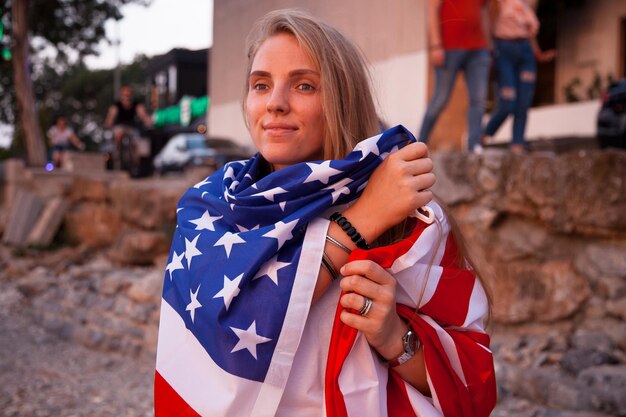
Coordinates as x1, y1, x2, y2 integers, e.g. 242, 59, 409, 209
418, 0, 492, 153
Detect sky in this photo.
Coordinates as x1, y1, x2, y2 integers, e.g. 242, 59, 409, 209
84, 0, 213, 69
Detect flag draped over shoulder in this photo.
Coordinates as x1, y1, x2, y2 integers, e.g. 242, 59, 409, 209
154, 125, 496, 417
155, 125, 415, 417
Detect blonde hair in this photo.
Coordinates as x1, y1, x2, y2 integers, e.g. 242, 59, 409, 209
242, 9, 380, 159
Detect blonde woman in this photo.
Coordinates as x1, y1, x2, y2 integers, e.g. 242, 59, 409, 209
155, 9, 495, 417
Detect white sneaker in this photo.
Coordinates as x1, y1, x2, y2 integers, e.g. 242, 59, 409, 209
472, 144, 484, 155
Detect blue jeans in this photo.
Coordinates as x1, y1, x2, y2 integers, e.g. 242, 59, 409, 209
484, 39, 537, 146
419, 49, 491, 150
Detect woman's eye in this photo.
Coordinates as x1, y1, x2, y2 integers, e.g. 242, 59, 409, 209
297, 83, 315, 91
252, 83, 269, 91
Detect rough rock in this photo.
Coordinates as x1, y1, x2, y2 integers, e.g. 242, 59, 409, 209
107, 229, 168, 265
127, 269, 164, 304
109, 178, 185, 230
492, 261, 591, 324
432, 152, 479, 205
64, 202, 123, 248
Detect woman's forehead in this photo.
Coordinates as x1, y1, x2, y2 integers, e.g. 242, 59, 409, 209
251, 33, 318, 72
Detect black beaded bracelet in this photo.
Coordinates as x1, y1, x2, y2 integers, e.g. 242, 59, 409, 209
329, 212, 370, 250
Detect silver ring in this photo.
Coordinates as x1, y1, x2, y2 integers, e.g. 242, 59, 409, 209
358, 297, 373, 316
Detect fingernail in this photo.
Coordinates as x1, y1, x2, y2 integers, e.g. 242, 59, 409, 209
340, 266, 346, 275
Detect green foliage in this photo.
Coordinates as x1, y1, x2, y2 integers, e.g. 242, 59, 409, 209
563, 72, 616, 103
1, 0, 150, 153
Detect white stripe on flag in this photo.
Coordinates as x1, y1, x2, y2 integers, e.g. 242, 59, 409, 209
462, 276, 489, 330
403, 380, 442, 417
251, 218, 329, 417
156, 300, 262, 416
421, 315, 468, 386
337, 333, 389, 416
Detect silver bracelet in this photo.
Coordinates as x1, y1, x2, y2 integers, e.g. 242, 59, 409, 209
325, 234, 352, 254
321, 251, 339, 280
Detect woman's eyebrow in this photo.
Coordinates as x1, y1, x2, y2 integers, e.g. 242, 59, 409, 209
249, 69, 320, 78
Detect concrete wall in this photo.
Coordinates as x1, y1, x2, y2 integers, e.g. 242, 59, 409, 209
208, 0, 428, 148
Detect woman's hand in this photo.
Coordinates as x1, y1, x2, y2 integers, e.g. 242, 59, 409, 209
338, 260, 407, 359
345, 142, 435, 242
429, 47, 445, 67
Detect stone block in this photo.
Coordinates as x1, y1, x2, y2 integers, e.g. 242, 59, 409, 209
69, 175, 109, 202
431, 152, 478, 205
492, 261, 591, 324
2, 189, 45, 246
62, 151, 106, 172
109, 178, 186, 230
26, 197, 69, 246
63, 202, 122, 248
107, 229, 168, 265
127, 269, 164, 304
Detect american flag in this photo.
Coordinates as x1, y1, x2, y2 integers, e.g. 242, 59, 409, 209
154, 125, 496, 416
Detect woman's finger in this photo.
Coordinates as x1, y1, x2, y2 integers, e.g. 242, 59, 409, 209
403, 157, 434, 177
339, 273, 387, 301
393, 141, 428, 161
340, 260, 393, 286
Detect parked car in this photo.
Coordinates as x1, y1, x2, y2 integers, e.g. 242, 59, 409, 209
597, 78, 626, 149
153, 133, 251, 173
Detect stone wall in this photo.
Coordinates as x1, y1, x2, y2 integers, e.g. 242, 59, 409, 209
433, 149, 626, 416
1, 149, 625, 416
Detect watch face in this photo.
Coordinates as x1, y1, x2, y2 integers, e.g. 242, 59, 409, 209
404, 330, 419, 354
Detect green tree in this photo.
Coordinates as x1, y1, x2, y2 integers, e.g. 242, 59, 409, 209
2, 0, 148, 166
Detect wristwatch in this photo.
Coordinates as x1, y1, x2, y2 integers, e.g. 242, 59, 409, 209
385, 327, 421, 368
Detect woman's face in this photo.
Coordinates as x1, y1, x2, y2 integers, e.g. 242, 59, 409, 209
246, 33, 325, 171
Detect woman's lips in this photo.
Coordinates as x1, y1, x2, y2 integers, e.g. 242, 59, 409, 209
263, 123, 298, 136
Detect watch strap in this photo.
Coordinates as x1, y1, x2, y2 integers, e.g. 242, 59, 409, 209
384, 328, 421, 368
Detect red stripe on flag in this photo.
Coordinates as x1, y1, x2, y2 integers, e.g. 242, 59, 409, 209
154, 371, 202, 417
419, 230, 476, 327
387, 371, 418, 417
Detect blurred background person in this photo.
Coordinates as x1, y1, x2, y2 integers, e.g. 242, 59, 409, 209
482, 0, 556, 153
47, 115, 85, 168
418, 0, 492, 153
104, 85, 152, 145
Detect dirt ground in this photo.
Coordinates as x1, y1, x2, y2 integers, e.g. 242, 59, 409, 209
0, 282, 154, 417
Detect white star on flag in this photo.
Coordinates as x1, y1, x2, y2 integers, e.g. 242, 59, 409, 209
279, 201, 286, 212
230, 321, 272, 360
224, 166, 236, 180
355, 134, 382, 161
184, 235, 203, 269
166, 251, 185, 280
380, 145, 400, 160
186, 285, 202, 323
323, 177, 353, 203
213, 273, 244, 310
214, 232, 246, 257
189, 210, 223, 231
229, 180, 240, 191
193, 177, 211, 189
252, 186, 288, 202
253, 255, 291, 285
236, 224, 260, 232
303, 161, 343, 184
262, 219, 298, 249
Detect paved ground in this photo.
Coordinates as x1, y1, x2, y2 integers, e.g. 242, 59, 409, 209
0, 284, 154, 417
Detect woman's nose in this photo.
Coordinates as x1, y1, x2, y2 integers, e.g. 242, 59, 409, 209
266, 85, 290, 113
